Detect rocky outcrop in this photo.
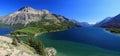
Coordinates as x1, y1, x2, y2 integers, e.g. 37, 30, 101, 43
0, 36, 57, 56
0, 36, 38, 56
45, 47, 57, 56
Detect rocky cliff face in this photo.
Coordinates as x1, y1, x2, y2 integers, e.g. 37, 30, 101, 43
1, 6, 51, 25
0, 36, 57, 56
0, 36, 38, 56
1, 6, 80, 27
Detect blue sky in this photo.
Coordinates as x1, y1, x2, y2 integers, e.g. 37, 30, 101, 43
0, 0, 120, 24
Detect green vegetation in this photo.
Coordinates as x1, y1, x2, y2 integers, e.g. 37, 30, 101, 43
11, 34, 46, 56
107, 28, 120, 33
10, 17, 80, 36
24, 37, 45, 56
12, 36, 21, 46
11, 22, 78, 36
11, 27, 43, 36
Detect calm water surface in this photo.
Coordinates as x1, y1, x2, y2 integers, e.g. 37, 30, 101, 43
1, 27, 120, 56
38, 27, 120, 51
0, 28, 13, 35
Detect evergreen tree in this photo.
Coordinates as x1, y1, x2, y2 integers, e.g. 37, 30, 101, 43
24, 37, 45, 56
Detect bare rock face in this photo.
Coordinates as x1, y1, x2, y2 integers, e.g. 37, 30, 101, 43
0, 36, 57, 56
0, 6, 79, 27
1, 6, 51, 25
0, 36, 38, 56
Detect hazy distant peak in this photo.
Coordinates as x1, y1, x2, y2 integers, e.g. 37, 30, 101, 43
94, 17, 112, 27
104, 17, 112, 20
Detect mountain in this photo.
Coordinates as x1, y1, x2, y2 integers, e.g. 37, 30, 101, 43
80, 22, 91, 27
0, 6, 80, 28
1, 6, 81, 35
94, 17, 112, 27
70, 20, 91, 27
70, 19, 81, 25
0, 16, 3, 20
99, 14, 120, 28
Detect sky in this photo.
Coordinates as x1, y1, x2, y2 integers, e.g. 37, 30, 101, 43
0, 0, 120, 24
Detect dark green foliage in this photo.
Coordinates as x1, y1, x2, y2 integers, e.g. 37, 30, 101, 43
11, 34, 46, 56
12, 36, 20, 46
12, 37, 18, 46
24, 37, 45, 56
107, 28, 120, 33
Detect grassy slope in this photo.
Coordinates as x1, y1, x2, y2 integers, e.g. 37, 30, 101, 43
11, 23, 78, 36
11, 17, 80, 36
11, 27, 41, 35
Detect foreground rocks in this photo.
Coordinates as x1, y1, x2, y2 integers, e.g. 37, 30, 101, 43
45, 48, 57, 56
0, 36, 38, 56
0, 36, 57, 56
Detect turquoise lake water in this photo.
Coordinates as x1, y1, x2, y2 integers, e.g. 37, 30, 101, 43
1, 27, 120, 56
37, 27, 120, 56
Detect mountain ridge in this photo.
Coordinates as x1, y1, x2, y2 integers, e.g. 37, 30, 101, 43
98, 14, 120, 28
94, 17, 112, 27
0, 6, 80, 28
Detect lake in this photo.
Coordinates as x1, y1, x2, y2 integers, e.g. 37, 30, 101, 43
0, 28, 13, 36
1, 27, 120, 56
37, 27, 120, 56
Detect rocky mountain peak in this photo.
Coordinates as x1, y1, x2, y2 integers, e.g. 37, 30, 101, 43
18, 6, 35, 12
42, 9, 51, 15
0, 6, 80, 27
17, 6, 51, 15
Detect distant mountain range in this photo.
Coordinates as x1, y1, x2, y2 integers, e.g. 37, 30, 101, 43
94, 17, 112, 27
80, 22, 91, 27
71, 20, 91, 27
95, 14, 120, 28
0, 6, 80, 28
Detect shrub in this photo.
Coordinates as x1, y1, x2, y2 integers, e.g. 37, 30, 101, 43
24, 37, 45, 56
12, 36, 20, 46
